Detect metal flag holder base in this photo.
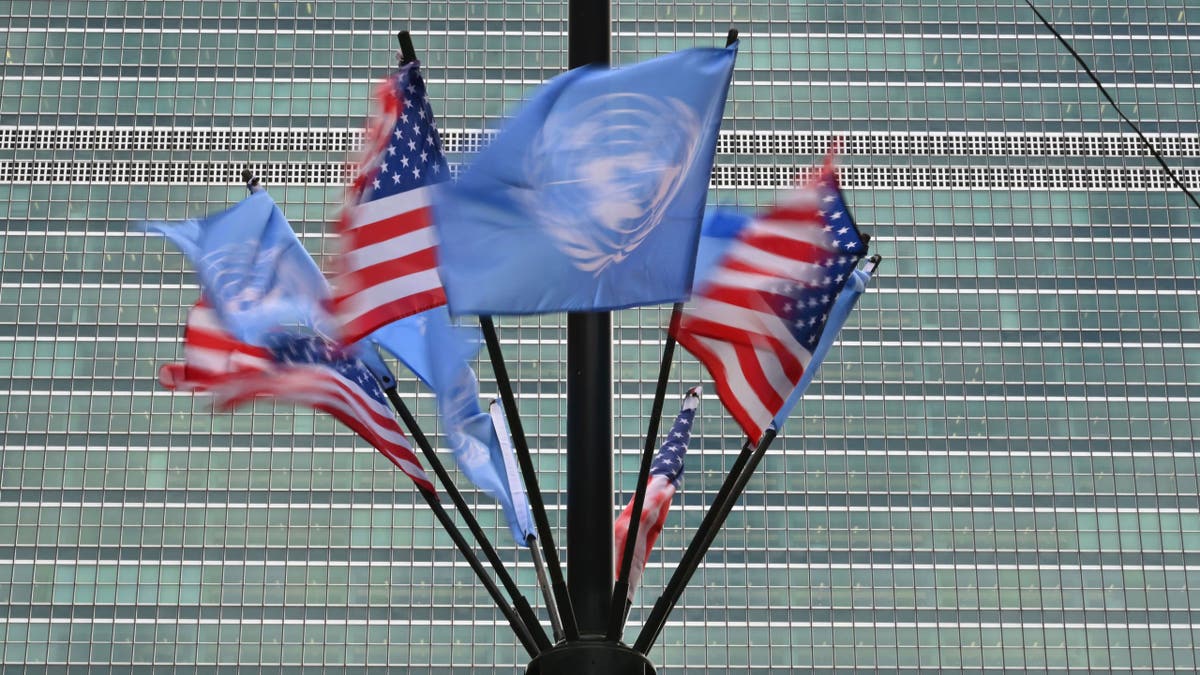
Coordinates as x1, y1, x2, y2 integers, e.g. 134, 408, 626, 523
525, 640, 657, 675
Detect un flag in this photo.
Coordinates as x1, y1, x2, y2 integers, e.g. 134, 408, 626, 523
434, 43, 738, 315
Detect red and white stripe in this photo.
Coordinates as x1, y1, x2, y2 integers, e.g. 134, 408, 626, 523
158, 301, 272, 391
674, 181, 840, 443
208, 363, 434, 493
160, 301, 435, 493
333, 186, 445, 344
613, 474, 677, 600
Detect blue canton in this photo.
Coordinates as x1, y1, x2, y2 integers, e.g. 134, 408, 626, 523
265, 333, 389, 406
651, 406, 695, 488
362, 64, 450, 203
765, 176, 867, 350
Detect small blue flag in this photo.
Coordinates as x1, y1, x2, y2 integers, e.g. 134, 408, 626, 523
139, 191, 333, 344
365, 306, 480, 388
434, 43, 738, 315
367, 308, 536, 545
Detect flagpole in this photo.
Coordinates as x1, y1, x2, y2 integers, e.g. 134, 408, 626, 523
383, 388, 551, 651
563, 0, 615, 643
633, 427, 778, 654
480, 316, 580, 641
605, 303, 683, 639
527, 533, 566, 641
415, 485, 541, 657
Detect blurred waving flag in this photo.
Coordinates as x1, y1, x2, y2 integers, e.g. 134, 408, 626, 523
366, 308, 535, 544
434, 43, 738, 315
158, 300, 272, 391
772, 263, 877, 430
139, 191, 332, 344
334, 61, 450, 344
614, 386, 701, 600
206, 333, 435, 493
674, 165, 867, 443
160, 306, 433, 494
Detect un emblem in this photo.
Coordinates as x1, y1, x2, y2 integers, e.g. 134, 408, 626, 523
521, 93, 703, 274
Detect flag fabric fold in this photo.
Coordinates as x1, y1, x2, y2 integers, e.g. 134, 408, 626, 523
334, 61, 451, 344
160, 304, 433, 493
368, 308, 535, 544
139, 191, 333, 344
614, 386, 701, 600
434, 43, 738, 315
772, 265, 875, 430
190, 330, 434, 493
488, 399, 537, 545
674, 165, 867, 443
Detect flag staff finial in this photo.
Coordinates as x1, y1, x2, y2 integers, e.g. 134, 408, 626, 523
240, 169, 263, 193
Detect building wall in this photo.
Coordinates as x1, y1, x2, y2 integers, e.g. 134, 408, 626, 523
2, 0, 1199, 671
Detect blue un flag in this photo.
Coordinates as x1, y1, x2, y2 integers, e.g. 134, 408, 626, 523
139, 191, 333, 345
434, 43, 738, 315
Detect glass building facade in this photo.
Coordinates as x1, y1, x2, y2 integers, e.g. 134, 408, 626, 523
2, 0, 1200, 671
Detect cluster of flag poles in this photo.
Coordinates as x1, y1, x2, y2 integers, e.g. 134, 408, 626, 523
139, 26, 897, 664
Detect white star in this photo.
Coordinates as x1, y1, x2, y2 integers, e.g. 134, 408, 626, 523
407, 139, 417, 152
387, 146, 396, 156
379, 160, 388, 173
411, 123, 421, 136
846, 241, 858, 249
403, 98, 412, 109
418, 108, 426, 119
822, 194, 836, 203
837, 226, 849, 235
412, 167, 421, 179
400, 156, 410, 168
420, 150, 428, 163
831, 211, 843, 220
392, 172, 401, 184
393, 127, 403, 139
406, 83, 416, 94
372, 178, 380, 190
432, 163, 441, 174
426, 134, 435, 146
401, 113, 409, 124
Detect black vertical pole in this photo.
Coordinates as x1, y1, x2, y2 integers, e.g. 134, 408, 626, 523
566, 0, 612, 641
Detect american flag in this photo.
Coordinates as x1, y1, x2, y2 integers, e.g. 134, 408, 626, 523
161, 303, 434, 494
673, 166, 866, 443
614, 386, 700, 600
333, 61, 450, 344
158, 300, 271, 391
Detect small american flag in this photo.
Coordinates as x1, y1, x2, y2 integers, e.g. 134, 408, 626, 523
161, 303, 434, 494
334, 61, 450, 344
673, 165, 866, 443
614, 386, 700, 600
